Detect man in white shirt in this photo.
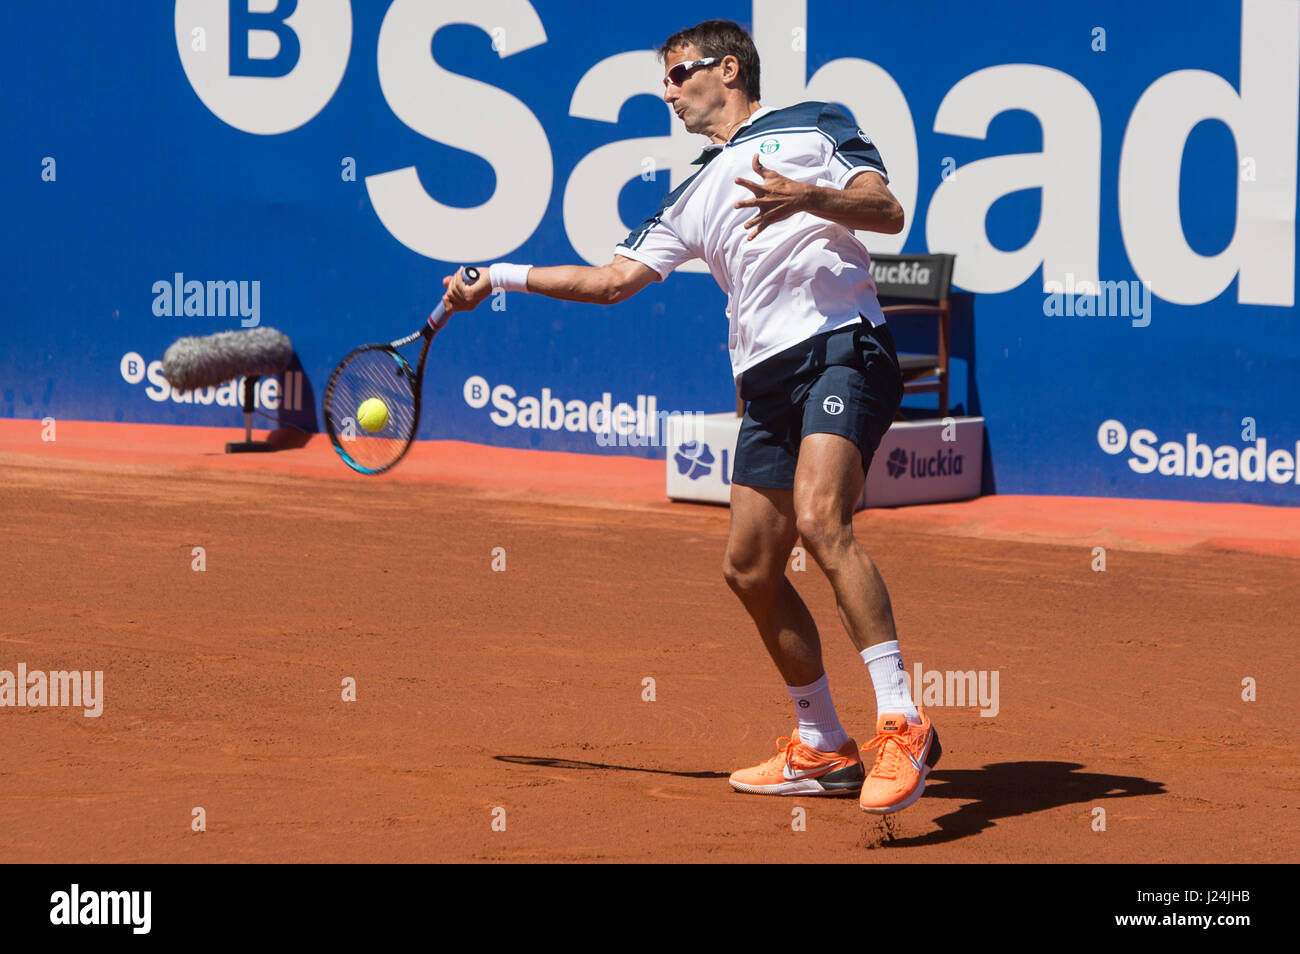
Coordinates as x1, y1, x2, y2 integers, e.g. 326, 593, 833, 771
442, 18, 940, 815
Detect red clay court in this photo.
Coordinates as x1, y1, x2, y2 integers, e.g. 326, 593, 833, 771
1, 419, 1296, 862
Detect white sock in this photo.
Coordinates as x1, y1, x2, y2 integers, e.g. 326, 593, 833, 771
860, 640, 921, 725
787, 674, 849, 752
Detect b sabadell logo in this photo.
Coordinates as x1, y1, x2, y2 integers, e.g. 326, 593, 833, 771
759, 138, 779, 154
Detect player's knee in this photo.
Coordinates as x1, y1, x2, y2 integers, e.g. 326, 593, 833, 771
794, 509, 852, 561
721, 553, 749, 591
722, 552, 775, 597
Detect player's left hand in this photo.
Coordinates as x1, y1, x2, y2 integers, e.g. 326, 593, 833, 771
733, 154, 811, 241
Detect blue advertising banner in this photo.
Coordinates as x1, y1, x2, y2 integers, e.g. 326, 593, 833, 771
3, 0, 1297, 504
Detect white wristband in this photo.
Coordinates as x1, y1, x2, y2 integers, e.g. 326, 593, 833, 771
489, 263, 532, 293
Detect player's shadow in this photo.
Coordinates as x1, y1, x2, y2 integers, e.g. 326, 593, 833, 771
494, 754, 729, 780
873, 761, 1166, 848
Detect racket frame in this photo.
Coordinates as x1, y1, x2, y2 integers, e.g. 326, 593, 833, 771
323, 266, 478, 475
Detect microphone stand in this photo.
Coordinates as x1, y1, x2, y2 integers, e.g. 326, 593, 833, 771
225, 375, 272, 453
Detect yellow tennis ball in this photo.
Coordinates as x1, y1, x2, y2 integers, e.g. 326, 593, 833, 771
356, 398, 388, 433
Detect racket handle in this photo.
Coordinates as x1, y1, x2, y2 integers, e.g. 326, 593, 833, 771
429, 265, 482, 330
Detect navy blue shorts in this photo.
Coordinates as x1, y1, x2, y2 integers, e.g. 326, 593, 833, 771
732, 321, 903, 491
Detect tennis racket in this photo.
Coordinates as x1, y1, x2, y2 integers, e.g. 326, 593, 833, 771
323, 266, 479, 475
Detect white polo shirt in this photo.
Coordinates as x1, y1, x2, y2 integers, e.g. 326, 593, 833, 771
614, 101, 890, 381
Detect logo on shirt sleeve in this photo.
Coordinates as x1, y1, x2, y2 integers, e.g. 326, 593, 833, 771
857, 128, 872, 144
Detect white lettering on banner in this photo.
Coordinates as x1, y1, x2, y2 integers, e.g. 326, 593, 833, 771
464, 374, 699, 446
1097, 419, 1300, 486
1118, 0, 1298, 306
565, 50, 709, 273
171, 0, 1298, 307
173, 0, 352, 135
119, 351, 304, 411
927, 65, 1102, 295
364, 0, 552, 261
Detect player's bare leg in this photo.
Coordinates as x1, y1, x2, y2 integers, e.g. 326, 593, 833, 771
791, 432, 898, 651
721, 482, 824, 687
724, 480, 866, 795
790, 430, 939, 811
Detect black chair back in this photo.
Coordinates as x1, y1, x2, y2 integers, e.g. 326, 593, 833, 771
869, 253, 955, 304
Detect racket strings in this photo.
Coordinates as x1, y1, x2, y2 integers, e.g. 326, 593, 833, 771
324, 348, 419, 472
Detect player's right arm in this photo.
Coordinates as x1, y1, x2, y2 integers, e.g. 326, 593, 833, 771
442, 256, 659, 313
522, 256, 661, 305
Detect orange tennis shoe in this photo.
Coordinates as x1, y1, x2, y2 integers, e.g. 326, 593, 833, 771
858, 708, 942, 814
728, 730, 865, 796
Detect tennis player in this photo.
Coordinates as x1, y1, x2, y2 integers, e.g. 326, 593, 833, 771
442, 19, 940, 814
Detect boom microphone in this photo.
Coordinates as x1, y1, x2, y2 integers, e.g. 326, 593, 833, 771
162, 327, 293, 392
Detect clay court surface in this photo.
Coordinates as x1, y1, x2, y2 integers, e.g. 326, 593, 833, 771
1, 420, 1297, 863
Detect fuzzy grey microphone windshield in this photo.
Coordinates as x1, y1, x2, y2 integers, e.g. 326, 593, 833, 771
162, 327, 293, 391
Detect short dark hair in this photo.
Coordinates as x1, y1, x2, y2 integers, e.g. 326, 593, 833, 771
658, 19, 760, 102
